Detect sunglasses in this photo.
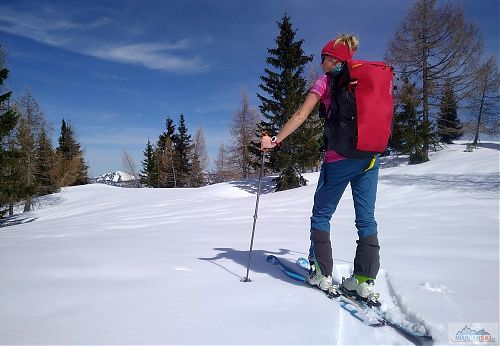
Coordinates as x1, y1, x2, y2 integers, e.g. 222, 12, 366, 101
321, 55, 333, 63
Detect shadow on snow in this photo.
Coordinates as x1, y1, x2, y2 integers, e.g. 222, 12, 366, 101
379, 173, 499, 196
229, 176, 276, 195
199, 247, 307, 286
464, 142, 500, 150
0, 215, 37, 228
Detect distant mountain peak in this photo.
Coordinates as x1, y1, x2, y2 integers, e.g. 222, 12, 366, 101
90, 171, 136, 186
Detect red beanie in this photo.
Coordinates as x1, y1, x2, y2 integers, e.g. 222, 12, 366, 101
321, 41, 354, 61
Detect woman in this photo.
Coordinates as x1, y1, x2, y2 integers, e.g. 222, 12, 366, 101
261, 34, 381, 305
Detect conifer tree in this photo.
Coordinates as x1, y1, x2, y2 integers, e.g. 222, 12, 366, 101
56, 119, 88, 186
1, 137, 21, 216
0, 50, 20, 216
157, 117, 177, 187
393, 80, 425, 161
0, 64, 18, 156
173, 114, 192, 187
139, 139, 158, 187
58, 120, 78, 159
35, 126, 58, 195
256, 14, 318, 191
437, 81, 463, 144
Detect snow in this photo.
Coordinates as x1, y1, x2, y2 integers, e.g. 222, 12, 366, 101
0, 142, 498, 344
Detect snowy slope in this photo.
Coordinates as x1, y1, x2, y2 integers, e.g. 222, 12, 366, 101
0, 143, 498, 344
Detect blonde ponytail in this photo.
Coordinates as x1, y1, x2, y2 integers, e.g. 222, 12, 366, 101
334, 33, 359, 52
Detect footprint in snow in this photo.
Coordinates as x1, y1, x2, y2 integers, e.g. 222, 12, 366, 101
419, 281, 450, 293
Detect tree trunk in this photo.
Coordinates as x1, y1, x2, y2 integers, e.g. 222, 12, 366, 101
473, 81, 487, 146
23, 196, 31, 212
421, 31, 430, 162
169, 149, 177, 188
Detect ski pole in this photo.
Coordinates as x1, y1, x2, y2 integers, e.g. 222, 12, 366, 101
242, 150, 266, 282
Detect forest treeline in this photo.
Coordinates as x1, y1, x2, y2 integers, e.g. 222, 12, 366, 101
1, 0, 497, 217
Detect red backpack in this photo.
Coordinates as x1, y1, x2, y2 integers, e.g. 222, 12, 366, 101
321, 60, 394, 159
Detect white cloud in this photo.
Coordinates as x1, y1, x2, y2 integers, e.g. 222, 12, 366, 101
0, 7, 108, 46
0, 5, 210, 73
88, 41, 209, 73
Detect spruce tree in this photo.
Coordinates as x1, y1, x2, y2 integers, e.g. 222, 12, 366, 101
173, 114, 192, 187
392, 79, 440, 164
1, 137, 21, 216
56, 119, 88, 186
393, 80, 424, 161
58, 120, 78, 159
36, 126, 58, 195
437, 81, 463, 144
0, 54, 20, 216
256, 14, 317, 191
157, 117, 177, 187
158, 117, 176, 151
0, 70, 18, 148
139, 139, 158, 187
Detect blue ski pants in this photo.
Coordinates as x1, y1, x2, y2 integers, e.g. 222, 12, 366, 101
309, 156, 381, 278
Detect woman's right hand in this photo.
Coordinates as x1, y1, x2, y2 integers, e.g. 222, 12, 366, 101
260, 134, 276, 151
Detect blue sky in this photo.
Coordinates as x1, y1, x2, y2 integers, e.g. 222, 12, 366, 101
0, 0, 498, 176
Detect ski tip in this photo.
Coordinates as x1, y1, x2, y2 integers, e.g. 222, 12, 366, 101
296, 257, 311, 270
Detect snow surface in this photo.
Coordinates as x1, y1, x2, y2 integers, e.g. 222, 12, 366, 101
0, 143, 498, 344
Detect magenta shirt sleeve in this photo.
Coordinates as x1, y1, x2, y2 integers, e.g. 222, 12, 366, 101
311, 74, 330, 108
310, 74, 327, 98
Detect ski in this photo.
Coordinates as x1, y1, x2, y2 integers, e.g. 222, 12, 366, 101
267, 255, 384, 326
267, 255, 433, 345
295, 256, 434, 346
